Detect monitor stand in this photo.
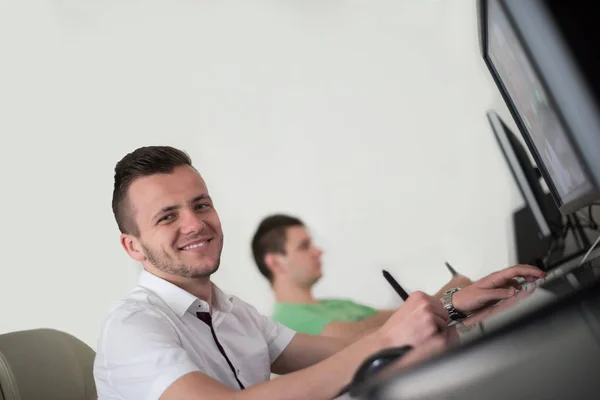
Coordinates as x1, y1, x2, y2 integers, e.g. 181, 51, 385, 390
513, 193, 593, 271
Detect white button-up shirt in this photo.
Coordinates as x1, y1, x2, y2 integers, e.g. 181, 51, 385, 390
94, 271, 295, 400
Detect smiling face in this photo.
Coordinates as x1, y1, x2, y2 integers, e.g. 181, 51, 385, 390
120, 165, 224, 279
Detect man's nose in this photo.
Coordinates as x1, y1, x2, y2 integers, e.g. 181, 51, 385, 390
179, 210, 206, 235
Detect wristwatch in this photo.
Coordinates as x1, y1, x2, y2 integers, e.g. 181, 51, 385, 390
442, 287, 467, 321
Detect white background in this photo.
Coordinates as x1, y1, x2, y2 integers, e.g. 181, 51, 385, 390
0, 0, 524, 348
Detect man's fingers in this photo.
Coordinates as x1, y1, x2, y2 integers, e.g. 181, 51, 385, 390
488, 265, 545, 288
411, 292, 450, 323
429, 299, 450, 323
477, 287, 516, 304
504, 264, 545, 279
422, 313, 450, 336
506, 279, 522, 291
433, 314, 449, 331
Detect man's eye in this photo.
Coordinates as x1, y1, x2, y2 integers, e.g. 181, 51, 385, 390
158, 214, 175, 223
195, 203, 210, 210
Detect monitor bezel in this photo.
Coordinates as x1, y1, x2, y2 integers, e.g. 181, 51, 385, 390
478, 0, 600, 216
486, 110, 552, 238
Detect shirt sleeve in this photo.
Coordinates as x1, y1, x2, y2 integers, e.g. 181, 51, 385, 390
232, 297, 296, 363
94, 302, 201, 400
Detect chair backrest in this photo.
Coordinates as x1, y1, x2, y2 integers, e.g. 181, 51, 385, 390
0, 328, 97, 400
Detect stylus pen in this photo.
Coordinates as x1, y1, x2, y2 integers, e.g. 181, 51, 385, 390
382, 269, 410, 301
445, 261, 458, 277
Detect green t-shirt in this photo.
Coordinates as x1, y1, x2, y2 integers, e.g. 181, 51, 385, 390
272, 299, 378, 335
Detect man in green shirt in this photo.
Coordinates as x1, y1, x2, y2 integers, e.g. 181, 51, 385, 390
251, 214, 473, 340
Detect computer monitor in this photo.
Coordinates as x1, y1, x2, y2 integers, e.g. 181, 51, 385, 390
487, 110, 559, 238
478, 0, 600, 216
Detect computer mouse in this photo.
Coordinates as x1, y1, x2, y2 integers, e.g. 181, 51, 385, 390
349, 345, 413, 393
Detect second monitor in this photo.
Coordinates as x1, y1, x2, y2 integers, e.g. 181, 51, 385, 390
487, 110, 563, 270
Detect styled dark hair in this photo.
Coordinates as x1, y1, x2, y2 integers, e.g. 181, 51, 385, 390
112, 146, 192, 236
251, 214, 304, 282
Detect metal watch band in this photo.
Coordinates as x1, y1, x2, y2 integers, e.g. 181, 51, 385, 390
443, 287, 467, 321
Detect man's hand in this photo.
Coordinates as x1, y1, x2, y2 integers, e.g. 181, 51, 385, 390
433, 274, 474, 298
380, 291, 450, 348
452, 264, 545, 315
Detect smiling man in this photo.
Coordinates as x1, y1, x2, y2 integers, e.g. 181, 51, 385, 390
93, 146, 545, 400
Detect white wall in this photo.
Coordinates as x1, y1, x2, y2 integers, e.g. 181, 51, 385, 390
0, 0, 524, 349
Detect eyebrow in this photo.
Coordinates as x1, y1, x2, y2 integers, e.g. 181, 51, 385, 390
151, 194, 210, 222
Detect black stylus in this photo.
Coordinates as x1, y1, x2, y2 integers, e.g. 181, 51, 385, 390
382, 269, 410, 301
445, 261, 458, 277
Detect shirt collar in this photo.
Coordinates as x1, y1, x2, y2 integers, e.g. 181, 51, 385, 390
138, 270, 233, 317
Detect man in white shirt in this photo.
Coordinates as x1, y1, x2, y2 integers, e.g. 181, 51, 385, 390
93, 145, 545, 400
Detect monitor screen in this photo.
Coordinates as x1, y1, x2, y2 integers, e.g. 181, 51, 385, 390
483, 0, 597, 214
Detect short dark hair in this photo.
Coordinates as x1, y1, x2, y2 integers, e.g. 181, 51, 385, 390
251, 214, 305, 282
112, 146, 192, 236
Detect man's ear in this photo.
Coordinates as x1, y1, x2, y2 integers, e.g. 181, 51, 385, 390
264, 252, 287, 277
120, 233, 146, 262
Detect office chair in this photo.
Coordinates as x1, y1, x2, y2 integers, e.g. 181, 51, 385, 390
0, 328, 97, 400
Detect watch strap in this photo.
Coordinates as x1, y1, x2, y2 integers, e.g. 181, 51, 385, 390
443, 287, 467, 321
